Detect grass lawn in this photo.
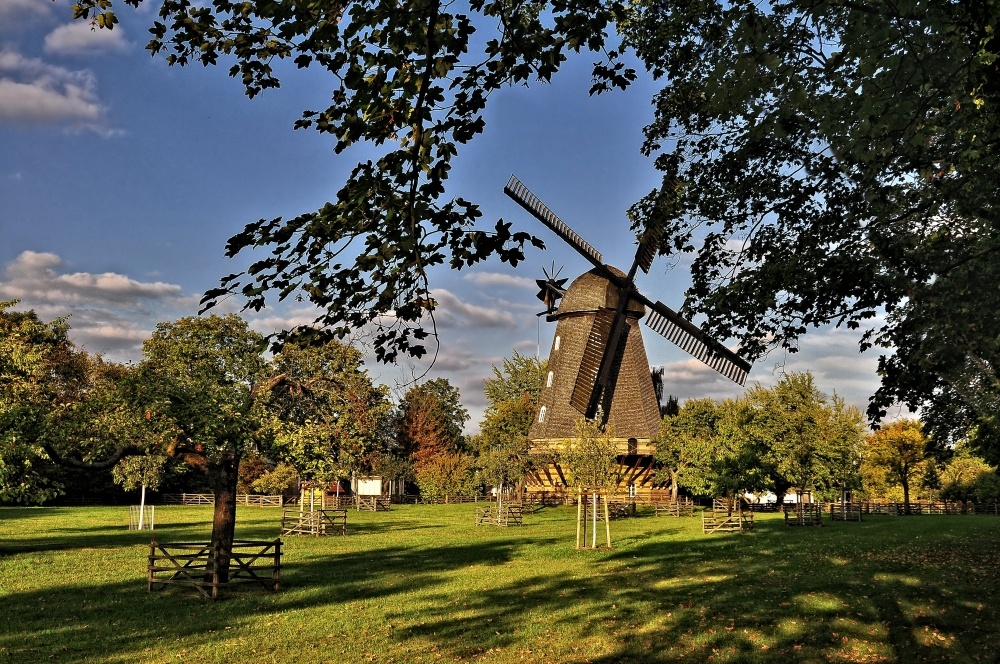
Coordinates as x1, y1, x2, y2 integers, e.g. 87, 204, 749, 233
0, 503, 998, 663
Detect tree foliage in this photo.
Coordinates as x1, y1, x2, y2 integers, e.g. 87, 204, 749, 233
71, 0, 635, 364
862, 418, 930, 512
263, 339, 391, 487
743, 373, 865, 501
0, 302, 152, 503
476, 351, 545, 495
657, 375, 865, 502
654, 397, 719, 500
482, 351, 545, 411
619, 0, 1000, 458
937, 445, 1000, 505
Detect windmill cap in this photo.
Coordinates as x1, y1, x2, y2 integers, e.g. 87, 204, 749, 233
554, 266, 646, 318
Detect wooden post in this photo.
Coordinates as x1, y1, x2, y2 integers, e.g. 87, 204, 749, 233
576, 489, 584, 549
148, 540, 156, 592
272, 539, 282, 592
603, 492, 611, 548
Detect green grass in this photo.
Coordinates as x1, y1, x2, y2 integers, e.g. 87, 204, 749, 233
1, 504, 998, 663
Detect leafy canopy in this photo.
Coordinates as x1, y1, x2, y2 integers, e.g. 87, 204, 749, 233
70, 0, 634, 364
620, 0, 1000, 455
0, 302, 152, 503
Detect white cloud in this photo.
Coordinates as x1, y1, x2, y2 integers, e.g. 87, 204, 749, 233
1, 251, 184, 305
0, 0, 51, 22
44, 21, 131, 55
430, 288, 518, 329
463, 271, 536, 289
0, 251, 196, 361
0, 48, 106, 128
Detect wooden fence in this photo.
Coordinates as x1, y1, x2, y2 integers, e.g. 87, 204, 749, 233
703, 499, 754, 534
356, 496, 392, 511
653, 499, 696, 517
160, 494, 283, 507
148, 539, 281, 599
784, 503, 823, 526
475, 503, 524, 527
829, 503, 863, 521
280, 509, 347, 536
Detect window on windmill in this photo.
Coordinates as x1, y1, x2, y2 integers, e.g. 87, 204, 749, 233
538, 406, 547, 423
554, 335, 561, 351
628, 438, 638, 455
628, 483, 637, 499
546, 371, 553, 388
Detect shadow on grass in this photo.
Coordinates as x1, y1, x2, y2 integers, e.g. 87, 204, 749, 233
1, 509, 999, 662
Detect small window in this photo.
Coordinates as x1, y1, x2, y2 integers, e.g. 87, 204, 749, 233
628, 483, 637, 499
553, 335, 561, 351
627, 437, 638, 455
546, 371, 554, 388
538, 406, 547, 423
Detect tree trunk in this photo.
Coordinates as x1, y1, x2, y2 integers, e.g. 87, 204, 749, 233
209, 453, 240, 584
670, 470, 679, 502
902, 477, 911, 515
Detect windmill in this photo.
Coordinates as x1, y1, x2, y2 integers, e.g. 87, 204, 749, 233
504, 175, 751, 454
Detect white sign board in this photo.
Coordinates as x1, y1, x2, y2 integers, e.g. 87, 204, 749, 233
356, 476, 383, 496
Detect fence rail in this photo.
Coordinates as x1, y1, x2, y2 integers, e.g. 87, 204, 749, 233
160, 494, 283, 507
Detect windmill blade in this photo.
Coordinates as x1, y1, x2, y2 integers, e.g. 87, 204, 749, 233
643, 300, 751, 385
634, 227, 664, 275
570, 310, 619, 416
504, 175, 604, 269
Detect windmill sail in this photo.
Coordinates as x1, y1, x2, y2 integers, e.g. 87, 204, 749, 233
504, 175, 604, 268
644, 301, 750, 385
570, 310, 617, 415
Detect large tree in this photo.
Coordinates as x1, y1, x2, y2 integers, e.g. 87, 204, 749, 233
71, 0, 633, 364
140, 314, 274, 579
654, 397, 719, 501
619, 0, 1000, 457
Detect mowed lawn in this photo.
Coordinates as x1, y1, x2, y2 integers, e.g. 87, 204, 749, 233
1, 503, 998, 663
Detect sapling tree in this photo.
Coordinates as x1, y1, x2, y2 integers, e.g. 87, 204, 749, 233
112, 454, 167, 529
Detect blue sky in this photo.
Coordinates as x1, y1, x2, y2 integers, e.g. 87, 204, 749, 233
0, 0, 888, 430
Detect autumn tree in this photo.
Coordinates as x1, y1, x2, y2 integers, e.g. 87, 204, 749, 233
862, 419, 931, 513
396, 379, 472, 500
939, 445, 1000, 507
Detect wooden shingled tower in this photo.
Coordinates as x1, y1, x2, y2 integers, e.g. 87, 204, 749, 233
504, 175, 752, 500
531, 266, 662, 444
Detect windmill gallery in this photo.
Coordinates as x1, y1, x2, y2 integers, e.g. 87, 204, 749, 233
504, 176, 752, 502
